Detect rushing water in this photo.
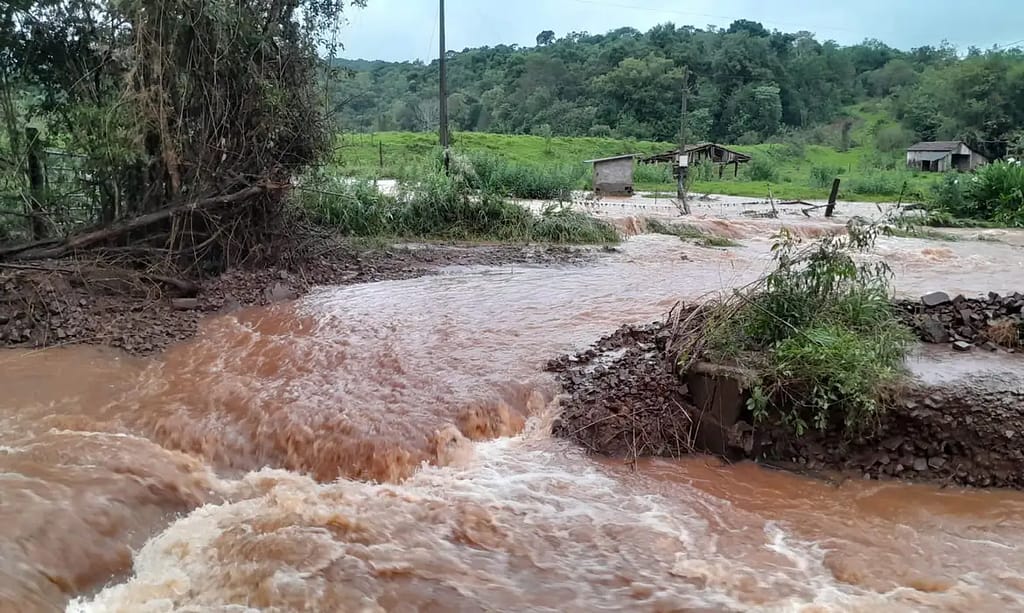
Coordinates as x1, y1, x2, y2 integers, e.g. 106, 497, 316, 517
3, 217, 1024, 612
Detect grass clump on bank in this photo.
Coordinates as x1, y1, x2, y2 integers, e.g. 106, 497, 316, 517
883, 226, 959, 241
462, 151, 583, 200
645, 218, 740, 248
297, 163, 618, 244
670, 219, 913, 436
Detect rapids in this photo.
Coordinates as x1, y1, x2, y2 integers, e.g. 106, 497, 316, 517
3, 211, 1024, 612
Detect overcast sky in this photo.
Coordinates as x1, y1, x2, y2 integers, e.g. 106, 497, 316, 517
335, 0, 1024, 62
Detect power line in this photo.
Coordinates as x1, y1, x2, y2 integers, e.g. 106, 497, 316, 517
560, 0, 860, 36
992, 38, 1024, 50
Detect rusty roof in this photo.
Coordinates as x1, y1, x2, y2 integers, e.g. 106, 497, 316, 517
907, 141, 966, 152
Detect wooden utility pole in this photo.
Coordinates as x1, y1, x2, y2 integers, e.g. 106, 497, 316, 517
675, 65, 691, 215
438, 0, 450, 156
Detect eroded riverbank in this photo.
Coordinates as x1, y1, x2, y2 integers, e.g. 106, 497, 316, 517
4, 223, 1024, 611
548, 320, 1024, 488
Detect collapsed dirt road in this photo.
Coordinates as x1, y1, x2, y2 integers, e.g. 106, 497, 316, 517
0, 243, 594, 355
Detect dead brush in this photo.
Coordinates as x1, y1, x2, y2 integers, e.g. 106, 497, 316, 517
984, 318, 1022, 348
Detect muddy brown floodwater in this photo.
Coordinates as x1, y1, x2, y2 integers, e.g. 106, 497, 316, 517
3, 216, 1024, 612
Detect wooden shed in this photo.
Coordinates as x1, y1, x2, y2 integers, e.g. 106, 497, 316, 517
639, 143, 751, 178
584, 154, 635, 196
906, 141, 989, 172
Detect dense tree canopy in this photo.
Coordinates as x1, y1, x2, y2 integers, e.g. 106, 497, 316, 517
328, 22, 1024, 148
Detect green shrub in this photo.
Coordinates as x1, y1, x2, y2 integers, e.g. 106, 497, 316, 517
634, 162, 673, 185
874, 125, 916, 152
697, 235, 739, 248
809, 165, 843, 188
645, 218, 704, 239
689, 160, 714, 182
532, 204, 620, 243
736, 131, 762, 146
680, 220, 913, 437
745, 157, 778, 182
968, 160, 1024, 225
929, 161, 1024, 225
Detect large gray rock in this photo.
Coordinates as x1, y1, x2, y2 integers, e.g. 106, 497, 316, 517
920, 318, 950, 343
921, 291, 951, 307
953, 340, 974, 352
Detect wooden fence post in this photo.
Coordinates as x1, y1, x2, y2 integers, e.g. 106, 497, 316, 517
825, 178, 840, 218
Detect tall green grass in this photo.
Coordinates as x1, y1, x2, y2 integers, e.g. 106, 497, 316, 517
297, 167, 619, 244
463, 151, 583, 200
929, 160, 1024, 226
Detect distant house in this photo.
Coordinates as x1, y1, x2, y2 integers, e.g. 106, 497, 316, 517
584, 154, 635, 196
640, 143, 752, 178
906, 141, 989, 172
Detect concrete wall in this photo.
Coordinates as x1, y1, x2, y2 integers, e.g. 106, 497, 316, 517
593, 158, 634, 196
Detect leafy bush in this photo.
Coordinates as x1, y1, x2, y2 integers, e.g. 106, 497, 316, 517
929, 160, 1024, 225
675, 220, 913, 437
736, 131, 762, 146
634, 163, 673, 185
874, 125, 917, 152
532, 204, 621, 243
645, 218, 705, 239
745, 157, 779, 182
809, 165, 843, 188
689, 160, 714, 182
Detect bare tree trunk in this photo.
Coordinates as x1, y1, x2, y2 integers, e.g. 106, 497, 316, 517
24, 127, 47, 238
0, 65, 22, 171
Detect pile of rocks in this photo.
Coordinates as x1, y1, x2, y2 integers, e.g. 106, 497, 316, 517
896, 291, 1023, 351
762, 378, 1024, 488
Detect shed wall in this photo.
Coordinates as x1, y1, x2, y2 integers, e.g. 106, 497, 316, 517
593, 158, 634, 195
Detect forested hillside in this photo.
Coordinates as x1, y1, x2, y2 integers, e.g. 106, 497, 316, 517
329, 21, 1024, 154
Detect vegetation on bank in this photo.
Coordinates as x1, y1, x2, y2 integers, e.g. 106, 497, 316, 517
927, 160, 1024, 227
645, 218, 739, 248
670, 219, 913, 436
296, 156, 619, 244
